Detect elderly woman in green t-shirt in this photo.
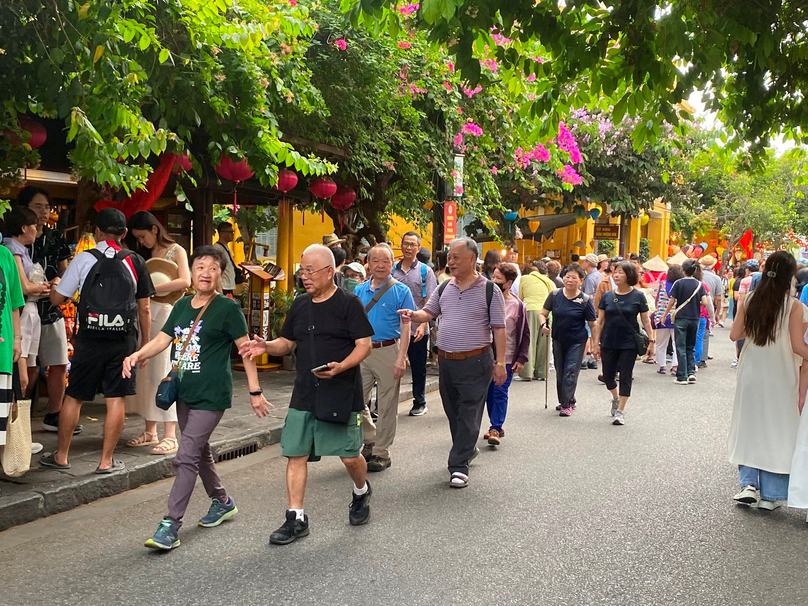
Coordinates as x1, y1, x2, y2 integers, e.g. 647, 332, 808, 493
123, 245, 271, 550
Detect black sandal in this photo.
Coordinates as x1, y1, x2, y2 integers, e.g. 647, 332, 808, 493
40, 453, 71, 470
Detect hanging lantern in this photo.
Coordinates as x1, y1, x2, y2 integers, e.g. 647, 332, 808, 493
589, 205, 602, 220
640, 213, 650, 226
273, 168, 298, 194
424, 201, 434, 211
215, 155, 254, 211
331, 186, 356, 211
504, 211, 519, 222
310, 176, 338, 199
7, 116, 47, 150
575, 216, 586, 228
172, 153, 192, 174
528, 220, 540, 233
699, 241, 708, 250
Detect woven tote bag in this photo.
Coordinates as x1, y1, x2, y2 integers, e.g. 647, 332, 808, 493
1, 399, 32, 477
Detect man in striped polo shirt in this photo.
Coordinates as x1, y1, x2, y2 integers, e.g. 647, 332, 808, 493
400, 237, 506, 489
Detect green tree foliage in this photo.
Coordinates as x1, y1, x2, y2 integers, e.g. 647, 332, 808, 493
344, 0, 808, 161
0, 0, 332, 197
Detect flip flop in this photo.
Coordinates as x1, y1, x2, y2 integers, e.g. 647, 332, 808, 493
40, 452, 71, 470
95, 459, 125, 475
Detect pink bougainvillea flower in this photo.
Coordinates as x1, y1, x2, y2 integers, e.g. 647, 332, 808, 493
491, 166, 498, 175
288, 0, 297, 5
447, 62, 454, 71
442, 81, 453, 92
398, 41, 412, 49
527, 74, 536, 82
462, 85, 482, 98
461, 122, 483, 137
558, 164, 583, 185
398, 3, 419, 16
453, 133, 463, 147
456, 107, 463, 115
334, 39, 347, 51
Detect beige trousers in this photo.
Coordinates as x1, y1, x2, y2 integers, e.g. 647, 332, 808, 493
360, 342, 402, 460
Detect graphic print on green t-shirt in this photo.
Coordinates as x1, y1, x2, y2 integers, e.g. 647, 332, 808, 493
161, 294, 248, 411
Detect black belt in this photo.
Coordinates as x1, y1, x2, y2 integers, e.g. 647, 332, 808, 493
372, 339, 398, 349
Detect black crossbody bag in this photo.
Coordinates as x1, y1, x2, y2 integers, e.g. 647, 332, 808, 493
306, 296, 355, 424
612, 292, 650, 357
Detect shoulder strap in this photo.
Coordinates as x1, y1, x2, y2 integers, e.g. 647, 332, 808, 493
437, 279, 449, 298
486, 279, 494, 324
420, 263, 427, 298
173, 298, 212, 372
87, 249, 104, 262
611, 290, 644, 339
674, 279, 702, 314
364, 278, 399, 313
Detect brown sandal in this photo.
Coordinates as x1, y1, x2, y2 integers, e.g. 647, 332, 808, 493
151, 437, 179, 455
127, 431, 158, 447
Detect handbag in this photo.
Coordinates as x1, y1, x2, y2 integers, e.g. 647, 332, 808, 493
1, 398, 32, 477
612, 292, 651, 357
307, 296, 354, 424
155, 299, 211, 411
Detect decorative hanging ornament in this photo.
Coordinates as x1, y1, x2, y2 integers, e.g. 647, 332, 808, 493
310, 176, 338, 200
640, 213, 650, 226
528, 220, 540, 233
7, 116, 47, 150
575, 216, 586, 228
273, 168, 298, 194
215, 156, 254, 211
504, 211, 519, 222
589, 205, 602, 220
423, 201, 434, 211
331, 186, 356, 212
172, 153, 192, 174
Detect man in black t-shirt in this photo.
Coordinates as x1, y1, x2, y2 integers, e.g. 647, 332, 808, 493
662, 259, 711, 385
241, 244, 374, 545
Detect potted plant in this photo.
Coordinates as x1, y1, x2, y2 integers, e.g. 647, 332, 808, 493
269, 287, 296, 370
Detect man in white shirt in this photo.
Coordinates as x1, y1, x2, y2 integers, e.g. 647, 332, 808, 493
215, 222, 237, 295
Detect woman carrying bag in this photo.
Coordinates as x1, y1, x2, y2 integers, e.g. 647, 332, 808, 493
122, 245, 271, 550
593, 261, 655, 426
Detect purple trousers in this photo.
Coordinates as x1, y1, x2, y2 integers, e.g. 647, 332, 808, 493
167, 402, 227, 526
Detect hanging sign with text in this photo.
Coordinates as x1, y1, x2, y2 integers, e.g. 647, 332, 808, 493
444, 202, 458, 242
593, 224, 620, 239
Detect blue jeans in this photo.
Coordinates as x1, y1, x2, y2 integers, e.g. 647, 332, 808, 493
486, 366, 513, 431
553, 339, 586, 408
408, 334, 428, 406
695, 317, 707, 365
673, 318, 699, 381
739, 465, 789, 501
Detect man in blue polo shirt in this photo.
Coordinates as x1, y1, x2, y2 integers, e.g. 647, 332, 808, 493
356, 243, 415, 472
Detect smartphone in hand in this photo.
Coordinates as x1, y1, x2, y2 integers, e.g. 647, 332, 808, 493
311, 364, 330, 374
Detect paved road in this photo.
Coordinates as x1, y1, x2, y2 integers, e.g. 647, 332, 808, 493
2, 328, 807, 606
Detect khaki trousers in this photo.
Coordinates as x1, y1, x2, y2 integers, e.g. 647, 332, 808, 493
360, 342, 402, 459
520, 310, 548, 380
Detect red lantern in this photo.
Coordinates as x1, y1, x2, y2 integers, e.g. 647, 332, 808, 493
273, 168, 298, 194
310, 176, 337, 199
331, 186, 356, 211
7, 116, 47, 149
215, 155, 254, 210
172, 153, 192, 174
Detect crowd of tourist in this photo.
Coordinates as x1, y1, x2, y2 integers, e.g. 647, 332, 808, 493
4, 187, 808, 549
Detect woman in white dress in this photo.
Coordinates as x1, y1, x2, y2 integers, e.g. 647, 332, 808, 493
728, 251, 808, 511
125, 212, 190, 455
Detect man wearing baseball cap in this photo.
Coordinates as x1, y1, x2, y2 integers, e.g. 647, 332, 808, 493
41, 208, 155, 474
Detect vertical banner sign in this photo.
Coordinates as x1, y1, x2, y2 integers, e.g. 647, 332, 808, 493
444, 201, 458, 243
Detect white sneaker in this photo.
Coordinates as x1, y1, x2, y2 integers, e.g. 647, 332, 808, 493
733, 485, 759, 505
688, 375, 697, 384
610, 398, 619, 417
612, 410, 625, 425
31, 442, 44, 455
758, 500, 785, 511
731, 359, 738, 368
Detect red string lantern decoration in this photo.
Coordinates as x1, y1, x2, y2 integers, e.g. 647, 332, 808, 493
7, 116, 47, 150
331, 186, 356, 230
273, 168, 298, 218
172, 153, 192, 174
215, 156, 254, 212
310, 177, 338, 223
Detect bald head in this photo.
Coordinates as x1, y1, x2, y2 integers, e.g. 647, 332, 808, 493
301, 244, 336, 269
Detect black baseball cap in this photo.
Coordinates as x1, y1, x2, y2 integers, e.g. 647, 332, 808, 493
96, 208, 127, 236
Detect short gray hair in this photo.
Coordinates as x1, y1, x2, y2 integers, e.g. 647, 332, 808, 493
302, 244, 336, 269
449, 237, 478, 258
368, 243, 395, 263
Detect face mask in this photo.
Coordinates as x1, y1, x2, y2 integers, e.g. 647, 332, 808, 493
496, 281, 508, 293
344, 278, 359, 292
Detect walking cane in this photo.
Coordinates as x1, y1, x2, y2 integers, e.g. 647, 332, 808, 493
544, 334, 549, 409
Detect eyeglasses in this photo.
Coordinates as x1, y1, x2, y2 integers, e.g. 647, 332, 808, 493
401, 242, 420, 249
300, 266, 331, 277
31, 204, 52, 212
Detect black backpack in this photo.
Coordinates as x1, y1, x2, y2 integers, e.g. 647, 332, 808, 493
77, 249, 138, 339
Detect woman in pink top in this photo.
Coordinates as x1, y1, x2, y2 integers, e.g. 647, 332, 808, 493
483, 264, 530, 446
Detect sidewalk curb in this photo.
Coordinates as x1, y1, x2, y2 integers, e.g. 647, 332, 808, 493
0, 376, 439, 532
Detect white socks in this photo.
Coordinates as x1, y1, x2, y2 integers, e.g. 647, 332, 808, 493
353, 482, 368, 496
290, 508, 305, 521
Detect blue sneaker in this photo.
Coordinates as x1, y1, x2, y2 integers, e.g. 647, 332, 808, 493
198, 497, 237, 528
145, 518, 180, 550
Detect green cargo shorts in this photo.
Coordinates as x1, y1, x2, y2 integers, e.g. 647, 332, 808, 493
280, 408, 363, 462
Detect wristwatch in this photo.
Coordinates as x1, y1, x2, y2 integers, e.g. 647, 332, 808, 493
249, 389, 263, 396
649, 339, 656, 343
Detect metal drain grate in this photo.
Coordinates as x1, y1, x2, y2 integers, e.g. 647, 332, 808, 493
216, 442, 258, 463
